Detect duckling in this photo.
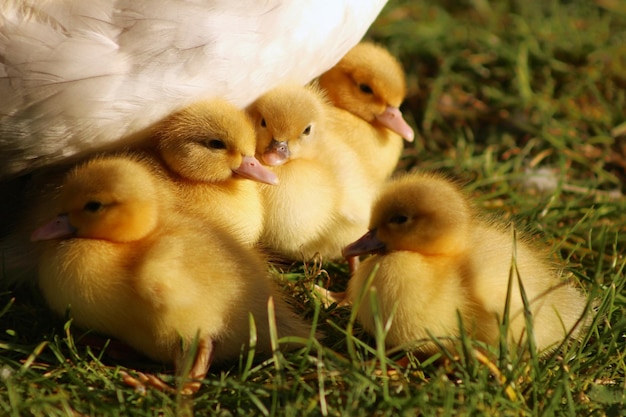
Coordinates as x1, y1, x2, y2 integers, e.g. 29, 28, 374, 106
1, 99, 272, 284
1, 100, 273, 284
153, 99, 277, 246
344, 172, 588, 356
31, 155, 311, 393
247, 84, 371, 261
0, 0, 387, 179
318, 42, 414, 184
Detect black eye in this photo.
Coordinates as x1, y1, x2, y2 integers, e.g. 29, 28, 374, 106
302, 125, 311, 136
261, 118, 267, 128
359, 84, 374, 94
389, 214, 408, 225
84, 201, 103, 212
204, 139, 227, 149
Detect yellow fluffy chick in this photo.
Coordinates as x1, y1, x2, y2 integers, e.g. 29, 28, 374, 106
153, 99, 277, 246
344, 172, 588, 356
1, 100, 272, 284
32, 155, 310, 392
318, 42, 415, 184
247, 84, 371, 260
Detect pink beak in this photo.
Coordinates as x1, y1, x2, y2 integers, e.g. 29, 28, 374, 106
31, 214, 77, 241
376, 106, 415, 142
261, 139, 290, 167
233, 155, 279, 185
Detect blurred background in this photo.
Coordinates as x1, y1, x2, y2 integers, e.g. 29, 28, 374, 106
369, 0, 626, 193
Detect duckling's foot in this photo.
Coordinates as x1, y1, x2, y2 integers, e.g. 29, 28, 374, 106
472, 349, 517, 402
313, 285, 349, 308
119, 338, 214, 396
395, 355, 410, 368
120, 370, 175, 394
176, 337, 214, 395
347, 256, 360, 274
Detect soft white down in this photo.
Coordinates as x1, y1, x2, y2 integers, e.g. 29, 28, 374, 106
0, 0, 387, 178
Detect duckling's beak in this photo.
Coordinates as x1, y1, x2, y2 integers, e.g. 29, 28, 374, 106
234, 155, 279, 185
31, 214, 77, 241
261, 140, 290, 166
376, 106, 414, 142
342, 229, 386, 257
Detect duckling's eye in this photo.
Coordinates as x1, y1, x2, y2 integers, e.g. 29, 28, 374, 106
302, 125, 312, 136
260, 118, 267, 128
389, 214, 409, 225
204, 139, 227, 150
359, 83, 374, 94
83, 201, 103, 213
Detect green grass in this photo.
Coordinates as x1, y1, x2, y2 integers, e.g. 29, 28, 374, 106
2, 0, 626, 415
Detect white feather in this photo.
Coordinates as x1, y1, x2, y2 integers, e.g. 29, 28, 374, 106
0, 0, 387, 178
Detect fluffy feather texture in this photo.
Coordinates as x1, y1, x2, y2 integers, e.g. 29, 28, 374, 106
318, 42, 414, 185
247, 84, 371, 260
32, 155, 311, 391
153, 99, 276, 245
345, 172, 589, 356
0, 0, 387, 179
1, 99, 274, 282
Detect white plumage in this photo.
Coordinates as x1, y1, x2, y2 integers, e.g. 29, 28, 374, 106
0, 0, 387, 178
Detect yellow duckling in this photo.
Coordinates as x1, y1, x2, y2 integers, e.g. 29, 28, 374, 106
32, 155, 310, 393
344, 172, 588, 356
318, 42, 414, 185
1, 100, 272, 284
153, 99, 278, 246
247, 84, 371, 261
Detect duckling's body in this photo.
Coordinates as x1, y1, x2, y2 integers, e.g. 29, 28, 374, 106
326, 109, 404, 185
258, 157, 339, 259
153, 100, 277, 246
318, 42, 414, 185
468, 223, 586, 350
345, 173, 588, 356
33, 156, 310, 387
177, 179, 265, 246
247, 84, 371, 260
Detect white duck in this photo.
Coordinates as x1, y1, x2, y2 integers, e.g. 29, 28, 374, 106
0, 0, 387, 179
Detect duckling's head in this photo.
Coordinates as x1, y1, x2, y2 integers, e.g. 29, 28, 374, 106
31, 157, 165, 243
247, 84, 326, 166
318, 42, 414, 142
343, 173, 472, 258
156, 99, 277, 184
